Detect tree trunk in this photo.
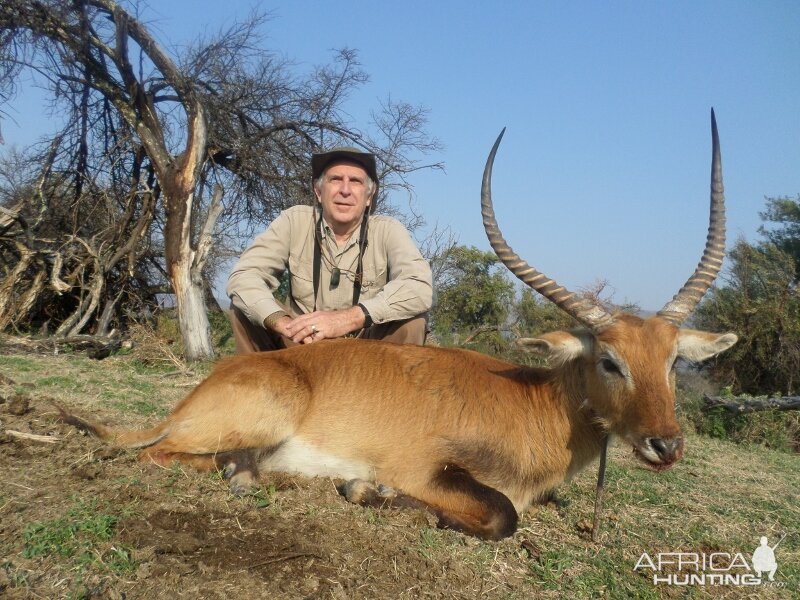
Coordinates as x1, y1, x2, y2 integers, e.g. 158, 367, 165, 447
163, 184, 215, 360
171, 254, 214, 360
157, 99, 215, 360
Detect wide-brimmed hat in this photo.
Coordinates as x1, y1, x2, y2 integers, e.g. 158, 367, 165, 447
311, 147, 379, 195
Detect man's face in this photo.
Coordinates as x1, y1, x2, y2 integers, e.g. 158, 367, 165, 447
314, 161, 373, 233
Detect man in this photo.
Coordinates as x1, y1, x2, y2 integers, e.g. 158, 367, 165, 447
227, 147, 432, 353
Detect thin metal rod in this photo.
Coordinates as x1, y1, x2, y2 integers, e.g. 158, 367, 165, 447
592, 436, 609, 542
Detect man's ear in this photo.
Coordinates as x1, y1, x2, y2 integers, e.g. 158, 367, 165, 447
517, 330, 591, 366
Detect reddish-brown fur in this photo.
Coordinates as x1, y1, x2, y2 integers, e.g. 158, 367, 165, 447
59, 314, 736, 540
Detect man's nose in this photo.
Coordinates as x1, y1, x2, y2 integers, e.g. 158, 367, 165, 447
339, 178, 352, 195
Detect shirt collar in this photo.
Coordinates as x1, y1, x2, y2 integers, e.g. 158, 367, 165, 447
320, 216, 364, 247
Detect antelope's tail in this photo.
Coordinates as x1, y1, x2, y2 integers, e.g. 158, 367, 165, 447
54, 403, 168, 449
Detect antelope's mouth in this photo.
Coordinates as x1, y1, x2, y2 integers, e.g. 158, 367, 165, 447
631, 437, 684, 472
632, 446, 678, 472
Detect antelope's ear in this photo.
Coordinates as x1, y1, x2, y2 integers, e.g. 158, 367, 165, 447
677, 329, 738, 362
517, 330, 591, 365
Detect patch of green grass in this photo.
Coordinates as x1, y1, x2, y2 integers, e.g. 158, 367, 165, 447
509, 433, 800, 598
528, 548, 573, 589
96, 370, 172, 417
0, 355, 38, 372
459, 540, 497, 572
550, 548, 663, 600
34, 375, 85, 390
102, 396, 164, 417
112, 474, 143, 487
241, 485, 276, 509
1, 560, 31, 589
95, 370, 159, 397
22, 498, 136, 576
364, 506, 389, 526
162, 462, 189, 491
416, 527, 443, 559
126, 358, 181, 376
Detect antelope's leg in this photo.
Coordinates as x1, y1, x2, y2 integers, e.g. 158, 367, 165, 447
341, 464, 518, 541
137, 449, 219, 471
138, 444, 277, 495
219, 448, 261, 494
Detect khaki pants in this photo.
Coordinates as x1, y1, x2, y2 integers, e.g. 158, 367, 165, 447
229, 305, 428, 354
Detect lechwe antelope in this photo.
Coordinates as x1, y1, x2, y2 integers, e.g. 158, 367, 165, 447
60, 111, 736, 541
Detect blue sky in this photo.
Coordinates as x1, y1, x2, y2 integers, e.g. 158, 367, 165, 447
3, 1, 799, 310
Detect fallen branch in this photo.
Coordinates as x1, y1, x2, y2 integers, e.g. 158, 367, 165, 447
703, 395, 800, 414
5, 430, 60, 444
0, 333, 121, 359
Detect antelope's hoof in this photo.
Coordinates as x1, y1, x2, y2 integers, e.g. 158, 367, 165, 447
338, 478, 376, 504
377, 484, 397, 498
228, 471, 256, 496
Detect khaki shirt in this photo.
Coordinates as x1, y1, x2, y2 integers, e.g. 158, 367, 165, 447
227, 205, 433, 327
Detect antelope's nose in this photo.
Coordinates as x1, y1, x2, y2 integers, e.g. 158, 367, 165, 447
649, 437, 684, 463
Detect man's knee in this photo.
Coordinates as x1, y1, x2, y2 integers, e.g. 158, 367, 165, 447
368, 314, 427, 345
229, 305, 287, 354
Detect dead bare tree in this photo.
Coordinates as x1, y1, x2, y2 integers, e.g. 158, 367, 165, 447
0, 116, 159, 339
0, 1, 442, 359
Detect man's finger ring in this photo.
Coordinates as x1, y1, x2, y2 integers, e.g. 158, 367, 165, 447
310, 324, 318, 334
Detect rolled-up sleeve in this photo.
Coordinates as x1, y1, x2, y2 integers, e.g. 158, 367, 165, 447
226, 210, 293, 326
359, 218, 433, 324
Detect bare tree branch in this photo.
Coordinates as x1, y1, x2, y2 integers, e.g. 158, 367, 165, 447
703, 394, 800, 413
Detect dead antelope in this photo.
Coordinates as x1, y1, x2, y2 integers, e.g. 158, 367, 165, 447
59, 111, 736, 540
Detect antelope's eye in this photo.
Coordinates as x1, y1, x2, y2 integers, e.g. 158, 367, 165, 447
600, 358, 622, 376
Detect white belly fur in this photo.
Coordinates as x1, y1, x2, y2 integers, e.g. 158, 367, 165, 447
259, 437, 373, 480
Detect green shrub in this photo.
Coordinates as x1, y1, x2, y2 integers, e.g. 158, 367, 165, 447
678, 381, 800, 453
208, 309, 235, 355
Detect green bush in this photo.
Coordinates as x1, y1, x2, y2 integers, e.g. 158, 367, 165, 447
678, 381, 800, 453
208, 309, 235, 356
694, 202, 800, 396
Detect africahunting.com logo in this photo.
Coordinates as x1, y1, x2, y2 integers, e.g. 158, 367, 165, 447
634, 535, 787, 587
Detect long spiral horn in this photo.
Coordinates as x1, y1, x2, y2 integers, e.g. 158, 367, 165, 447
481, 129, 615, 331
657, 109, 726, 325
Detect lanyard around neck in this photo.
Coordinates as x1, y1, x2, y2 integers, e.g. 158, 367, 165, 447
312, 212, 368, 311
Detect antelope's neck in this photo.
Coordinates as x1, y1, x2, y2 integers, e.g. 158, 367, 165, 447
546, 363, 607, 473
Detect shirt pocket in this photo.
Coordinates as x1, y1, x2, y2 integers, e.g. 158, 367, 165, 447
360, 263, 387, 295
288, 256, 315, 310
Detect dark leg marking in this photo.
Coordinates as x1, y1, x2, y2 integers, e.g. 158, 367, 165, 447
431, 463, 518, 540
219, 449, 260, 495
339, 465, 518, 541
219, 444, 285, 495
